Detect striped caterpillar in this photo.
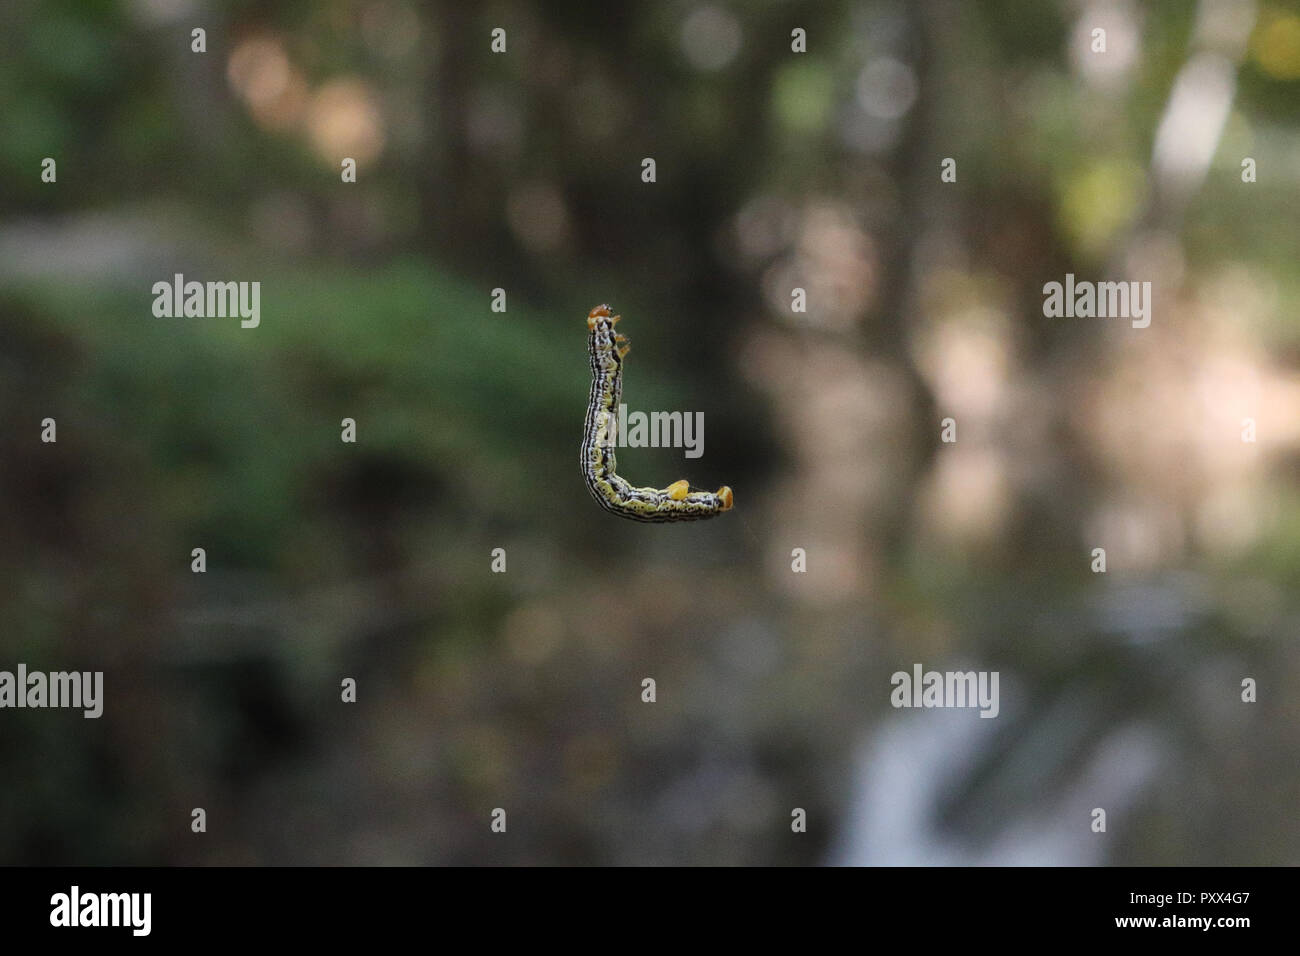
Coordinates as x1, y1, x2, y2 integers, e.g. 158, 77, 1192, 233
581, 304, 734, 522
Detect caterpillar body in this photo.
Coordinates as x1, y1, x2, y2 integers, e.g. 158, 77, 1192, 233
581, 304, 734, 522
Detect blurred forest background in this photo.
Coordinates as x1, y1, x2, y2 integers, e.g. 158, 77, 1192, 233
1, 0, 1298, 865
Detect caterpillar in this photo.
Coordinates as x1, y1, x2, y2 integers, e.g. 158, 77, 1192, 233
581, 304, 734, 522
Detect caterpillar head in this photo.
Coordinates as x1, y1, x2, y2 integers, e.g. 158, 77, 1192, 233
588, 303, 628, 356
587, 303, 621, 330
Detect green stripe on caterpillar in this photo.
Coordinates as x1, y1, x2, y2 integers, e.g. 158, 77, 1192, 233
581, 304, 734, 522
